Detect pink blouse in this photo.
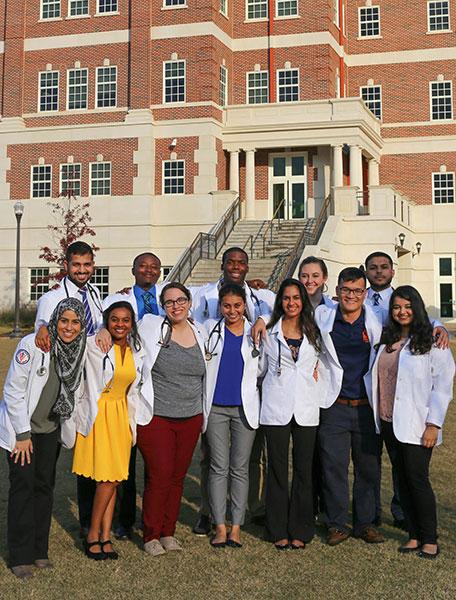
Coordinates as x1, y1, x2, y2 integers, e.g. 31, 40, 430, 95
377, 339, 408, 422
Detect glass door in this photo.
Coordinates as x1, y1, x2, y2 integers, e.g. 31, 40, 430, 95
270, 154, 307, 219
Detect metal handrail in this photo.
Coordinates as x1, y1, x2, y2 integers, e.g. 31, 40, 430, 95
243, 196, 287, 259
166, 196, 241, 283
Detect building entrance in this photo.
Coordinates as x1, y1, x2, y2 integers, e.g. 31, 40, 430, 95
270, 154, 307, 219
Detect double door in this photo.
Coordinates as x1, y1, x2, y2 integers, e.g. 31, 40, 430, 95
270, 154, 307, 219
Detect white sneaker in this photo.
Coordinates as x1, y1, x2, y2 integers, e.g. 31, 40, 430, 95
160, 536, 183, 551
144, 539, 166, 556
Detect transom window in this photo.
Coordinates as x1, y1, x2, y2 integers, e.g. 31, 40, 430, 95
247, 0, 268, 19
163, 160, 185, 194
277, 0, 298, 17
69, 0, 89, 16
359, 6, 380, 37
39, 71, 59, 112
96, 66, 117, 108
67, 68, 88, 110
247, 71, 269, 104
97, 0, 118, 13
430, 80, 453, 120
428, 1, 450, 31
220, 65, 228, 107
164, 60, 186, 103
31, 165, 52, 198
60, 163, 82, 196
277, 68, 299, 102
41, 0, 61, 19
164, 0, 186, 5
92, 267, 110, 299
360, 85, 382, 119
30, 268, 50, 302
433, 172, 455, 204
90, 162, 112, 196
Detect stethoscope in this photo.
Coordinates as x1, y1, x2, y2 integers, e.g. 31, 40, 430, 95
157, 317, 173, 348
204, 318, 261, 361
204, 284, 262, 321
101, 352, 144, 391
64, 278, 103, 314
37, 353, 47, 377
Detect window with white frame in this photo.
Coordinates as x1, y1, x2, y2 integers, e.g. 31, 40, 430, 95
164, 0, 186, 6
67, 68, 88, 110
163, 60, 185, 103
360, 85, 382, 119
276, 0, 298, 17
247, 0, 268, 19
433, 171, 454, 204
437, 256, 454, 318
359, 6, 380, 37
92, 267, 110, 299
97, 0, 118, 13
430, 80, 453, 120
220, 65, 228, 107
39, 71, 59, 112
90, 162, 111, 195
277, 68, 299, 102
247, 71, 269, 104
163, 160, 185, 194
31, 165, 52, 198
60, 163, 82, 196
69, 0, 89, 16
41, 0, 61, 19
428, 1, 450, 31
96, 66, 117, 108
160, 266, 173, 281
333, 0, 339, 26
220, 0, 228, 16
30, 268, 50, 302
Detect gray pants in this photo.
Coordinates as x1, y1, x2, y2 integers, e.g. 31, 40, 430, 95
206, 405, 256, 526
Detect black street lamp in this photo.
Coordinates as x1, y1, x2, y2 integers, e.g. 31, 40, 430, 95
10, 201, 24, 338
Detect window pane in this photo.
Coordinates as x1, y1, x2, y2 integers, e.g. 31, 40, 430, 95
98, 0, 118, 13
277, 0, 298, 17
433, 172, 455, 204
96, 66, 117, 108
39, 71, 59, 111
91, 162, 111, 195
163, 160, 185, 194
164, 60, 185, 103
68, 68, 88, 109
273, 157, 286, 177
247, 71, 268, 104
278, 69, 299, 102
440, 283, 453, 317
247, 0, 267, 19
69, 0, 89, 15
30, 268, 50, 301
42, 0, 61, 19
359, 6, 380, 37
361, 85, 382, 119
429, 1, 450, 31
439, 257, 452, 276
32, 165, 52, 198
92, 267, 109, 299
60, 163, 82, 196
291, 156, 305, 176
431, 80, 453, 120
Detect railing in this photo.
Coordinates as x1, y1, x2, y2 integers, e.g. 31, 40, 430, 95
165, 196, 241, 283
356, 189, 370, 215
267, 194, 331, 291
243, 196, 287, 259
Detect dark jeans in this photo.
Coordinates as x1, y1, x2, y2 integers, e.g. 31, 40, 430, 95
319, 403, 380, 535
375, 437, 404, 523
381, 420, 437, 544
264, 419, 316, 543
7, 429, 60, 567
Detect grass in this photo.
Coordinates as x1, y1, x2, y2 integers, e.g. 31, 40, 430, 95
0, 339, 455, 600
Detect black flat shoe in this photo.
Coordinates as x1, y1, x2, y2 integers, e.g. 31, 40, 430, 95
210, 537, 226, 548
84, 540, 107, 561
100, 540, 118, 560
274, 542, 290, 550
226, 539, 242, 548
418, 546, 440, 560
398, 544, 421, 554
291, 543, 306, 550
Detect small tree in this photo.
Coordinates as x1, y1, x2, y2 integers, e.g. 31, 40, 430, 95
39, 188, 99, 283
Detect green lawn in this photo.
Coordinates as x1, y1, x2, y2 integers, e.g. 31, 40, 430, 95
0, 336, 455, 599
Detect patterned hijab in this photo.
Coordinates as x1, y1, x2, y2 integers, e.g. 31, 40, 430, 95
48, 297, 87, 419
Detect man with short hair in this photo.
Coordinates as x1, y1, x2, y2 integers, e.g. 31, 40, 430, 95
364, 252, 395, 310
315, 267, 384, 546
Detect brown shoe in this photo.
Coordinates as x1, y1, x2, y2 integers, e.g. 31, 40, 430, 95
327, 528, 350, 546
357, 526, 385, 544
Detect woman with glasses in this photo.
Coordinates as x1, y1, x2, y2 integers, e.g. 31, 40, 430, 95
72, 300, 144, 561
136, 282, 207, 556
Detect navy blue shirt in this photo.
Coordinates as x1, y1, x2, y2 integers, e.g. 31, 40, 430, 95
330, 306, 370, 399
212, 328, 244, 407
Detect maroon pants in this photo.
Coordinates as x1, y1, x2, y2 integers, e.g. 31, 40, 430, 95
137, 414, 203, 542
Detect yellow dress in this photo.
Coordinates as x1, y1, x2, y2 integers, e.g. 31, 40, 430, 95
72, 344, 135, 482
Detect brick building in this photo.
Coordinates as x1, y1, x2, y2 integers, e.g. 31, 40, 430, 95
0, 1, 455, 322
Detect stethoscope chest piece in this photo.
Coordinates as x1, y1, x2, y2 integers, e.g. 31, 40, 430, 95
205, 351, 213, 362
251, 347, 260, 358
37, 366, 48, 377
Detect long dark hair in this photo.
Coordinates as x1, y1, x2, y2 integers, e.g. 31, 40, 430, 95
380, 285, 433, 355
268, 278, 321, 352
103, 301, 141, 351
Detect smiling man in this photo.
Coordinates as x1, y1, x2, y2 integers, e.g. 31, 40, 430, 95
364, 252, 395, 309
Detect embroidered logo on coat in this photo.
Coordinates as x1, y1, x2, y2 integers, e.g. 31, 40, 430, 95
15, 349, 31, 365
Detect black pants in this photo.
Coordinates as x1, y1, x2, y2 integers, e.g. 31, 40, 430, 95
381, 421, 437, 544
375, 437, 404, 523
7, 429, 60, 567
264, 419, 316, 543
77, 445, 138, 530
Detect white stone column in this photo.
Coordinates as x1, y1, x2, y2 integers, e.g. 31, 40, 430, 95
332, 144, 343, 188
368, 158, 380, 186
229, 150, 240, 193
349, 144, 362, 189
245, 149, 256, 220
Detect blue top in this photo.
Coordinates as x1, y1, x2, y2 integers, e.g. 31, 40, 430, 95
134, 284, 159, 319
330, 306, 370, 399
212, 327, 244, 407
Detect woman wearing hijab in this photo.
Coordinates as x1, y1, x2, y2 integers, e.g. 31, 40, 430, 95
0, 298, 86, 579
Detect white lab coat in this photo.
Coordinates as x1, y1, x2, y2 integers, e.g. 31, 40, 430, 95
137, 315, 209, 431
258, 318, 329, 426
102, 282, 168, 318
0, 334, 84, 452
367, 341, 455, 445
35, 276, 103, 331
314, 304, 384, 409
191, 281, 275, 324
204, 318, 260, 429
72, 337, 146, 446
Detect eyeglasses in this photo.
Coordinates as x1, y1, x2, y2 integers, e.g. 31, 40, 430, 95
163, 296, 189, 308
339, 287, 365, 297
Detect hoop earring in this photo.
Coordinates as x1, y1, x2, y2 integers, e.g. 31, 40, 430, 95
322, 283, 328, 294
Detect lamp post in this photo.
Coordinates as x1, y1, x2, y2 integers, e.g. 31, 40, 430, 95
10, 201, 24, 338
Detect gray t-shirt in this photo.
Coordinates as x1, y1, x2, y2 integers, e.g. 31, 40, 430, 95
152, 340, 205, 419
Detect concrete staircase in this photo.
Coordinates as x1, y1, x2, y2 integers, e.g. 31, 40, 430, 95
186, 218, 316, 286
